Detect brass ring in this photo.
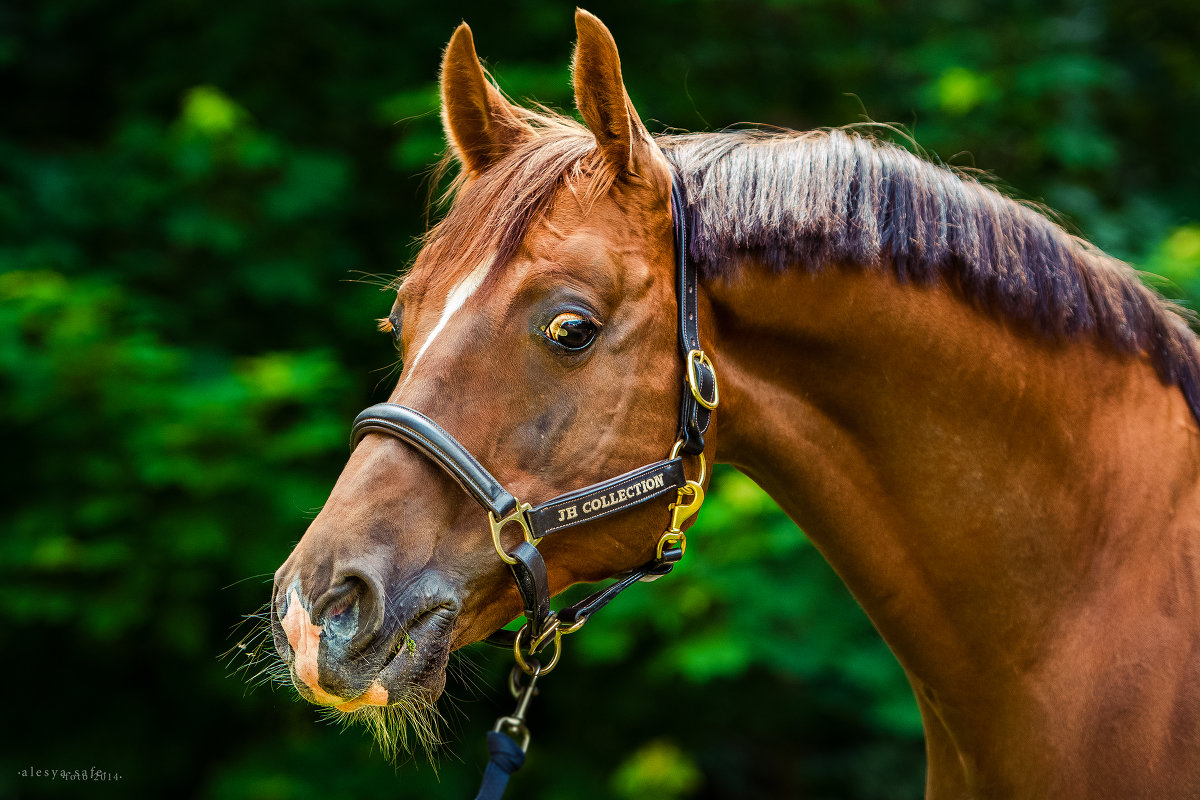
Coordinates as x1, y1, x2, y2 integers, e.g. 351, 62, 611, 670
669, 440, 707, 486
514, 625, 562, 676
529, 616, 560, 654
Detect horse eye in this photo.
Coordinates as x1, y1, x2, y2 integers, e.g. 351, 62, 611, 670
544, 313, 599, 350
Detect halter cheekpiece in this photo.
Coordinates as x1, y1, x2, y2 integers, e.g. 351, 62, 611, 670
348, 172, 717, 793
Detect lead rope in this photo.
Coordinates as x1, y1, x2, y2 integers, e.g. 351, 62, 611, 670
473, 662, 540, 800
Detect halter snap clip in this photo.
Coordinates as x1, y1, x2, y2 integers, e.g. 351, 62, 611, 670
657, 480, 705, 561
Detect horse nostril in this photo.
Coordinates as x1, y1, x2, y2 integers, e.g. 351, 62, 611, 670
310, 572, 388, 656
325, 595, 354, 619
313, 576, 367, 635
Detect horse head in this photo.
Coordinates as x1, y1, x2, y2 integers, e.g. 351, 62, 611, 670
269, 11, 709, 749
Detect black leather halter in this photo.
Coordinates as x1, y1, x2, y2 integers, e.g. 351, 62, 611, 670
349, 174, 717, 673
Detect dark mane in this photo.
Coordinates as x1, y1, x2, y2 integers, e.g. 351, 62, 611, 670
658, 129, 1200, 420
430, 114, 1200, 420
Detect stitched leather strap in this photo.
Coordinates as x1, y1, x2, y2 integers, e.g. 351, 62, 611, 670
526, 459, 685, 539
482, 550, 682, 649
672, 178, 715, 455
350, 404, 519, 519
507, 542, 552, 640
556, 558, 677, 628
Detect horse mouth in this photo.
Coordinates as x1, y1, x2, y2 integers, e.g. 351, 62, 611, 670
337, 605, 456, 711
276, 585, 458, 712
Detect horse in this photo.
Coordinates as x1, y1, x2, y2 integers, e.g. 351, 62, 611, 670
268, 10, 1200, 798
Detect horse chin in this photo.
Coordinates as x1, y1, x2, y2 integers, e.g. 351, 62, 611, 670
319, 680, 447, 761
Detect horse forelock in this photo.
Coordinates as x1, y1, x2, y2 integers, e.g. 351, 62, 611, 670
418, 107, 617, 293
657, 128, 1200, 423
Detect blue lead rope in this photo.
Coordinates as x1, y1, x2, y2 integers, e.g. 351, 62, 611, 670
473, 731, 527, 800
474, 663, 540, 800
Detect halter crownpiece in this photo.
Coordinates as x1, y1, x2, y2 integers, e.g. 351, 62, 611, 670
348, 172, 717, 791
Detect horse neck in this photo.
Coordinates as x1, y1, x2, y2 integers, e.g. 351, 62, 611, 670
705, 262, 1200, 693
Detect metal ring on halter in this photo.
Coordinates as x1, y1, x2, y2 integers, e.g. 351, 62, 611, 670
686, 349, 719, 410
513, 623, 562, 675
669, 439, 707, 486
488, 502, 536, 565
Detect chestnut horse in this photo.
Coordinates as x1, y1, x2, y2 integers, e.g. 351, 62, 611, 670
269, 10, 1200, 798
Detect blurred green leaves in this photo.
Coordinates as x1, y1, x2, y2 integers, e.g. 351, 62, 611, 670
0, 268, 350, 646
563, 467, 922, 739
377, 84, 444, 170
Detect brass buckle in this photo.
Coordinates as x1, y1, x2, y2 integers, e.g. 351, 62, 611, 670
657, 480, 705, 560
488, 502, 536, 565
686, 349, 719, 410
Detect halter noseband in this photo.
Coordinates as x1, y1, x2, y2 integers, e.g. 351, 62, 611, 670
348, 174, 716, 752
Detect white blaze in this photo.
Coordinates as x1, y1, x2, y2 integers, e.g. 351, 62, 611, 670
402, 255, 493, 385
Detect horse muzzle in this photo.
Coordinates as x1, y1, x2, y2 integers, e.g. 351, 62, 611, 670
270, 567, 459, 710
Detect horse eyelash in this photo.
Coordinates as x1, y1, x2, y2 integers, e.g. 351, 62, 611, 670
377, 317, 406, 362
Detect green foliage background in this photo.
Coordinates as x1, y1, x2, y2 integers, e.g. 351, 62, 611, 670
3, 1, 1198, 798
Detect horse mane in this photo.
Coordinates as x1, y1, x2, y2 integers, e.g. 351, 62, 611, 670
658, 128, 1200, 421
428, 110, 1200, 421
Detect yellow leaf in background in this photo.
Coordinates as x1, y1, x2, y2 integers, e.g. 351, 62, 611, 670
180, 85, 247, 137
612, 739, 703, 800
936, 67, 989, 116
1145, 224, 1200, 290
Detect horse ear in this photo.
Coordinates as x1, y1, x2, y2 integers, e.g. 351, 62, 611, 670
572, 9, 656, 178
440, 23, 533, 175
